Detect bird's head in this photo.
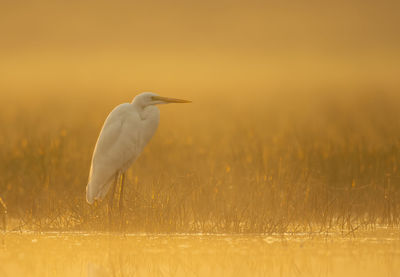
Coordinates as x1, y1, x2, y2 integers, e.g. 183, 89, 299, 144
132, 92, 191, 107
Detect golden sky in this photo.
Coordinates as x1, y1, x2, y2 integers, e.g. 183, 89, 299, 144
1, 0, 399, 97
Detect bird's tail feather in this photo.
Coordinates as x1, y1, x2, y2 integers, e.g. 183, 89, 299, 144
86, 177, 113, 204
86, 182, 95, 204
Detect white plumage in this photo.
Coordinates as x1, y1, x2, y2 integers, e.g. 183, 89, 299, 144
86, 92, 190, 204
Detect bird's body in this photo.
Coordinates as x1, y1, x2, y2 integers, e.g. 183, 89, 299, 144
86, 92, 190, 205
86, 103, 160, 203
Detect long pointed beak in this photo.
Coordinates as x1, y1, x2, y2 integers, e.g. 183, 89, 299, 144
152, 96, 191, 103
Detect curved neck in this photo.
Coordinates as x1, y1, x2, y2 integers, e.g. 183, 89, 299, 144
131, 98, 144, 109
132, 102, 159, 120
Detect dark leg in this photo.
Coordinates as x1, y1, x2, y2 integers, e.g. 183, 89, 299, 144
108, 172, 119, 229
119, 172, 125, 230
119, 172, 125, 213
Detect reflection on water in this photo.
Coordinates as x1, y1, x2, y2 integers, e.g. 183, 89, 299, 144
0, 230, 399, 277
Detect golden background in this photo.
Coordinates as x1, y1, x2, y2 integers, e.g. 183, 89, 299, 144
0, 0, 399, 232
1, 0, 399, 98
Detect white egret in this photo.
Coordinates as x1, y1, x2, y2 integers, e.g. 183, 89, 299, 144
86, 92, 191, 214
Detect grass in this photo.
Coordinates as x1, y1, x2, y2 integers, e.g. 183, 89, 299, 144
0, 89, 399, 233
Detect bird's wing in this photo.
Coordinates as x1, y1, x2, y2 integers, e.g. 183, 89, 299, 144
86, 104, 143, 203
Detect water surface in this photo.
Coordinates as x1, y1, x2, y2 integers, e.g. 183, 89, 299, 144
1, 230, 399, 276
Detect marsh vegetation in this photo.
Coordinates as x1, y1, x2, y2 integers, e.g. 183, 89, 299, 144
1, 2, 399, 276
1, 90, 399, 233
1, 0, 400, 235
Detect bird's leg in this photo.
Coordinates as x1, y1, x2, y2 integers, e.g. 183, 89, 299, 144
108, 172, 119, 229
119, 172, 125, 230
119, 172, 125, 213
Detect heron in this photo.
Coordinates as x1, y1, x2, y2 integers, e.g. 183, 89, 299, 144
86, 92, 191, 220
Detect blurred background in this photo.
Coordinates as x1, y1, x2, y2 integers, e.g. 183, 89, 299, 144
1, 0, 399, 98
0, 0, 400, 232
